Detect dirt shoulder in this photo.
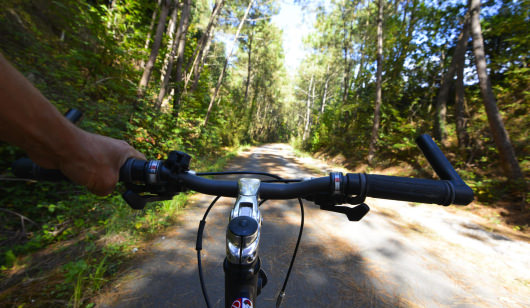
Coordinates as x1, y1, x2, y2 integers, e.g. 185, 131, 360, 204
304, 150, 530, 242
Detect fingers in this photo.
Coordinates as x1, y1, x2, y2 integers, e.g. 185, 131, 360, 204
127, 146, 146, 161
90, 174, 117, 196
63, 133, 146, 196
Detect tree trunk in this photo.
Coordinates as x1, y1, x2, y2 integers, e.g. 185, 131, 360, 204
175, 0, 191, 84
184, 0, 225, 90
319, 65, 330, 120
455, 17, 471, 149
434, 12, 471, 142
340, 2, 352, 107
303, 74, 314, 141
469, 0, 523, 180
367, 0, 384, 165
243, 33, 253, 106
171, 0, 192, 115
352, 19, 369, 123
156, 1, 183, 109
141, 0, 162, 69
159, 3, 179, 84
137, 0, 171, 98
433, 48, 447, 142
155, 23, 178, 108
203, 0, 254, 126
192, 24, 216, 91
455, 54, 469, 149
244, 89, 257, 141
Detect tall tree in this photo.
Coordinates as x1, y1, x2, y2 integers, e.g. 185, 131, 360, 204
184, 0, 225, 91
171, 0, 192, 115
159, 2, 179, 84
367, 0, 384, 164
318, 64, 331, 121
156, 0, 191, 110
174, 0, 192, 85
140, 0, 162, 69
137, 0, 171, 98
434, 11, 471, 142
243, 31, 253, 105
454, 17, 470, 149
203, 0, 254, 126
303, 73, 314, 141
468, 0, 523, 180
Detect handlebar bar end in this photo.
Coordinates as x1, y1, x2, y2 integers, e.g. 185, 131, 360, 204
453, 184, 474, 205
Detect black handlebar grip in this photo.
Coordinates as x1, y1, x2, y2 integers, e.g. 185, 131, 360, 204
119, 158, 148, 182
416, 134, 464, 184
12, 157, 148, 183
12, 158, 68, 181
363, 174, 455, 205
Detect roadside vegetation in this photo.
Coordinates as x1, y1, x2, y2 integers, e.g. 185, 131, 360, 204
291, 0, 528, 230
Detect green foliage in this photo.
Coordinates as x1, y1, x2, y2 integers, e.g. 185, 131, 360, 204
1, 0, 527, 305
0, 0, 273, 305
294, 0, 528, 204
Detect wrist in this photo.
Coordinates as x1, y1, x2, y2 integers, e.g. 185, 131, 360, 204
24, 115, 87, 169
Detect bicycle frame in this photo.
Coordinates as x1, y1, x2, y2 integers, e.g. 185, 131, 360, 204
224, 178, 266, 308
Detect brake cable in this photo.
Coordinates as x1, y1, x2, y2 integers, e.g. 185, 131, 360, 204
196, 195, 220, 308
196, 171, 284, 180
276, 197, 304, 308
195, 171, 305, 308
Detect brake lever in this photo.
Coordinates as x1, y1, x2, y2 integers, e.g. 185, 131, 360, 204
122, 181, 177, 210
307, 193, 370, 221
122, 190, 174, 210
320, 203, 370, 221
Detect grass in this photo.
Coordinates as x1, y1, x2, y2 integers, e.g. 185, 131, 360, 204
0, 144, 246, 307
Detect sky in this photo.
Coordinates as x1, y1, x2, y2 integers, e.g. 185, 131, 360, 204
217, 0, 499, 79
214, 0, 319, 75
271, 0, 317, 73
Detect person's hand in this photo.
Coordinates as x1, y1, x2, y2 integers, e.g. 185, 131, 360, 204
0, 52, 144, 195
28, 127, 145, 196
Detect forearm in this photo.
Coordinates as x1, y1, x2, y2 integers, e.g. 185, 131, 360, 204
0, 52, 80, 168
0, 52, 144, 195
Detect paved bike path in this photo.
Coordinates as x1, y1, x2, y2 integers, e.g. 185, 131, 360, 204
97, 144, 530, 307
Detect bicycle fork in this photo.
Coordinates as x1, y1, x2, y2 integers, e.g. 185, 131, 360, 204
224, 178, 268, 308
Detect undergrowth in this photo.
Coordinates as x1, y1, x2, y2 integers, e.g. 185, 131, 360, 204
0, 145, 244, 308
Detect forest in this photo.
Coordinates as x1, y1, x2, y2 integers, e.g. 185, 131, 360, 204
0, 0, 528, 306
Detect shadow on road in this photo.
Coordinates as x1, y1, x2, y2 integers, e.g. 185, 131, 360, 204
98, 144, 412, 308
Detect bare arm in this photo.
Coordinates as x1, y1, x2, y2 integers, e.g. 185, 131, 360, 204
0, 53, 145, 195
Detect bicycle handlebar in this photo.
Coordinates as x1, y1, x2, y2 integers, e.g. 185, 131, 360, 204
12, 134, 474, 208
175, 172, 472, 205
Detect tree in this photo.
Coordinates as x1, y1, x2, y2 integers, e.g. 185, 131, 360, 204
469, 0, 523, 180
159, 2, 179, 84
156, 0, 192, 110
140, 0, 162, 69
171, 0, 192, 115
203, 0, 254, 126
434, 11, 471, 143
156, 0, 180, 108
137, 0, 171, 98
303, 73, 314, 141
243, 31, 253, 105
184, 0, 225, 91
367, 0, 384, 165
454, 18, 470, 149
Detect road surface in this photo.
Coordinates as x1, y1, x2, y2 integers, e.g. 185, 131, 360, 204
97, 144, 530, 307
